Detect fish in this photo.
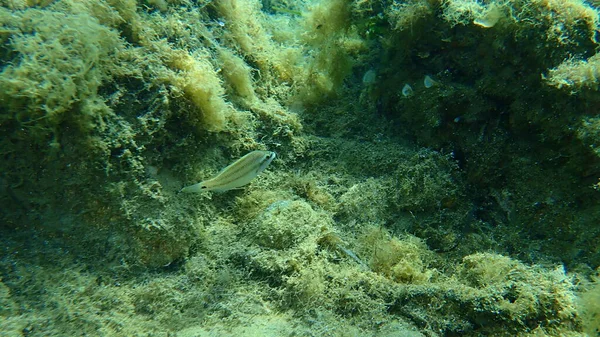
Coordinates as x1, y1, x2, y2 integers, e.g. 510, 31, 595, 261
181, 150, 276, 193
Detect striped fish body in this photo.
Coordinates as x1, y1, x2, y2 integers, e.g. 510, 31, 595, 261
181, 150, 276, 193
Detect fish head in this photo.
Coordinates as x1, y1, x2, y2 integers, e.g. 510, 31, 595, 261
256, 151, 276, 174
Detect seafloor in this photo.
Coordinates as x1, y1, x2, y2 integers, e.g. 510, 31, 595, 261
1, 0, 600, 336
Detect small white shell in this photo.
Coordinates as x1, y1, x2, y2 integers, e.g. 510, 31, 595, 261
424, 75, 436, 88
473, 4, 503, 28
362, 70, 377, 85
402, 84, 413, 97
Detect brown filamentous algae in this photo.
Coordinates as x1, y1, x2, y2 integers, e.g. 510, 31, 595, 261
181, 150, 276, 193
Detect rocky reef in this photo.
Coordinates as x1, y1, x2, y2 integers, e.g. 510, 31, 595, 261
1, 0, 599, 336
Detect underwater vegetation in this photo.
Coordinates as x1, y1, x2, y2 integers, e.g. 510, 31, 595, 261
1, 0, 600, 336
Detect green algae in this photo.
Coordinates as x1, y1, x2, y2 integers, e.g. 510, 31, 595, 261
1, 0, 600, 336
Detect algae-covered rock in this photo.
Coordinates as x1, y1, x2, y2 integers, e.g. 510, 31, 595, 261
579, 269, 600, 336
360, 228, 434, 284
1, 0, 600, 336
546, 53, 600, 91
0, 281, 16, 316
250, 199, 326, 250
0, 7, 127, 140
337, 177, 393, 224
392, 149, 461, 211
240, 198, 335, 279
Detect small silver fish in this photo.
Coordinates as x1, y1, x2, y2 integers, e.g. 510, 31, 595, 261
181, 150, 276, 193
